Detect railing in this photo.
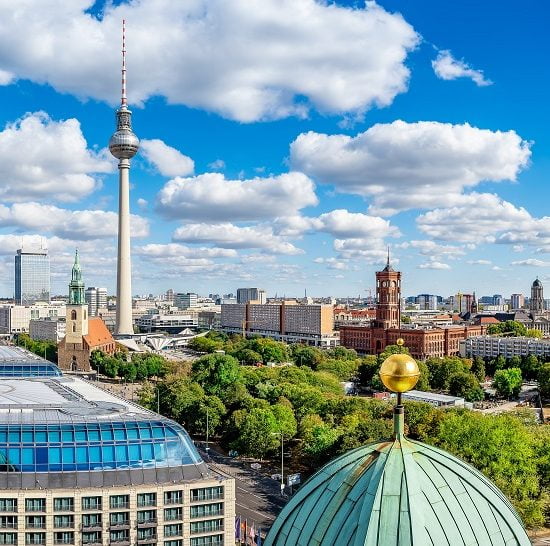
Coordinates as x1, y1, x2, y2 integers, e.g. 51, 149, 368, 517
26, 523, 46, 529
163, 497, 182, 505
109, 503, 129, 510
163, 513, 182, 522
136, 518, 157, 526
190, 493, 224, 502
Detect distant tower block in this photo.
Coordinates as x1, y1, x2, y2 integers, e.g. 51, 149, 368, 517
109, 20, 139, 336
530, 278, 544, 314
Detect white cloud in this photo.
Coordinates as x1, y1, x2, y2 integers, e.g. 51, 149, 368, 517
208, 159, 225, 171
313, 257, 348, 270
140, 139, 194, 177
276, 209, 400, 239
0, 202, 149, 240
332, 240, 390, 263
398, 240, 465, 257
432, 50, 492, 87
0, 112, 113, 202
417, 193, 550, 252
0, 69, 14, 85
135, 243, 237, 259
137, 198, 148, 210
157, 172, 318, 221
172, 223, 303, 255
418, 260, 451, 270
511, 259, 550, 267
467, 259, 492, 265
0, 1, 419, 122
290, 121, 531, 214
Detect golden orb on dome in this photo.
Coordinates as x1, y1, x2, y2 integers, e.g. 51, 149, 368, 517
379, 353, 420, 393
396, 338, 404, 346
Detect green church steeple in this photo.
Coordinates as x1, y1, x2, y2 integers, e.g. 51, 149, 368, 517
69, 250, 85, 305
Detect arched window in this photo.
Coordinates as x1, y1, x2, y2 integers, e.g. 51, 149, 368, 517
71, 310, 77, 320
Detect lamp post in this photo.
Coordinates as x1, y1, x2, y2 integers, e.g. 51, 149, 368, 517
271, 431, 284, 495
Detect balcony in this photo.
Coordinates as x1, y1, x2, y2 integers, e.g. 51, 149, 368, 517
109, 540, 130, 546
109, 522, 130, 531
109, 503, 129, 510
0, 524, 16, 529
136, 519, 157, 528
54, 540, 74, 545
81, 524, 102, 532
137, 535, 157, 544
26, 523, 46, 529
163, 497, 182, 506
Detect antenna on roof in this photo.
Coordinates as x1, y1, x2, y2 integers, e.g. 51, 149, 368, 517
121, 19, 127, 106
387, 245, 390, 267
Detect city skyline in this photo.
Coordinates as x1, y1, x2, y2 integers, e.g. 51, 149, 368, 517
0, 1, 548, 297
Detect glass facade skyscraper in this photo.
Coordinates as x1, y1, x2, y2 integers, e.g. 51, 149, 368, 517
14, 249, 50, 305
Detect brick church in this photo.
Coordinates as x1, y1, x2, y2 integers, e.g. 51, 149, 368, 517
339, 255, 485, 359
57, 251, 116, 372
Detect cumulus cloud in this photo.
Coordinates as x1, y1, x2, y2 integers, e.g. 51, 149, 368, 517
432, 50, 492, 86
290, 121, 531, 215
418, 260, 451, 270
467, 259, 492, 265
157, 172, 318, 221
276, 209, 400, 239
313, 257, 348, 270
135, 243, 237, 259
417, 193, 550, 246
398, 240, 465, 257
0, 69, 14, 85
140, 139, 194, 177
0, 202, 149, 239
511, 259, 550, 267
0, 1, 419, 122
0, 112, 113, 202
172, 223, 303, 255
208, 159, 226, 171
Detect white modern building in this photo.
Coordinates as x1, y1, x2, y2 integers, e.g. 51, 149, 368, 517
0, 303, 66, 335
136, 313, 199, 333
460, 335, 550, 359
402, 390, 465, 408
85, 287, 108, 317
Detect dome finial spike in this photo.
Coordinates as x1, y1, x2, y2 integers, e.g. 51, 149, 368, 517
121, 19, 127, 106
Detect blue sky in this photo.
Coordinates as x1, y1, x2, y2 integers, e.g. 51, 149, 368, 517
0, 0, 548, 299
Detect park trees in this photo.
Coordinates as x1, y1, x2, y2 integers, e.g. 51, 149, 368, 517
493, 368, 523, 398
538, 363, 550, 399
191, 353, 242, 399
448, 372, 484, 402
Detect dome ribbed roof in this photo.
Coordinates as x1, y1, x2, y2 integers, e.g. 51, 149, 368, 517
265, 435, 530, 546
533, 278, 543, 287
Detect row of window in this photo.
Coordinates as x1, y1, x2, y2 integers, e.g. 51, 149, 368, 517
0, 488, 224, 513
0, 525, 224, 545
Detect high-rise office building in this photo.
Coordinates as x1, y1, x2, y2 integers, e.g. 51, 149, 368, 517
236, 287, 267, 304
174, 292, 198, 309
85, 287, 108, 316
510, 293, 524, 310
14, 248, 50, 305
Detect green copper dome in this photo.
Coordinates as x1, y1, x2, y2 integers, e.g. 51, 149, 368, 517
265, 433, 531, 546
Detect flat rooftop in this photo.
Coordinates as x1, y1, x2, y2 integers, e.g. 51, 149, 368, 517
404, 390, 464, 403
0, 375, 151, 424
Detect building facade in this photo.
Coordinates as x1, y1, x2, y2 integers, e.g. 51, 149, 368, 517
0, 303, 66, 335
85, 288, 107, 317
339, 260, 485, 358
0, 352, 235, 546
460, 335, 550, 359
236, 288, 267, 305
174, 293, 198, 310
135, 313, 199, 334
29, 318, 66, 342
14, 248, 50, 305
220, 302, 338, 347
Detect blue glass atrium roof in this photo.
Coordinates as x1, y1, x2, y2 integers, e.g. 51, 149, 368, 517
0, 346, 61, 377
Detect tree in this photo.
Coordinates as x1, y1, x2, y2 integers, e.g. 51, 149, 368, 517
290, 345, 324, 369
191, 354, 242, 399
271, 403, 297, 440
299, 414, 340, 460
493, 368, 522, 398
538, 363, 550, 399
521, 354, 540, 381
187, 336, 222, 353
137, 381, 156, 410
90, 350, 105, 373
426, 357, 468, 390
317, 358, 360, 381
429, 411, 544, 528
103, 357, 119, 378
448, 372, 484, 402
233, 407, 280, 459
415, 360, 431, 391
526, 328, 543, 339
232, 348, 262, 366
378, 344, 410, 364
325, 346, 357, 361
471, 357, 486, 381
487, 320, 527, 337
357, 357, 379, 389
247, 338, 289, 364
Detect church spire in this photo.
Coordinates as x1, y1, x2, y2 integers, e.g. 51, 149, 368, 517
69, 250, 85, 305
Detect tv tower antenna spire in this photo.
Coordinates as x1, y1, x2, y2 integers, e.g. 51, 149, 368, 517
109, 20, 139, 336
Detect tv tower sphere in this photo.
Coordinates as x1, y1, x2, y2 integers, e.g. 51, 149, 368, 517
109, 107, 139, 159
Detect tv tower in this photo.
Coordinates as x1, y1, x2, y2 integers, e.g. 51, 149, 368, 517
109, 20, 139, 336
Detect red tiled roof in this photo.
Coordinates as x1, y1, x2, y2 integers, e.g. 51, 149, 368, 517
83, 317, 114, 348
